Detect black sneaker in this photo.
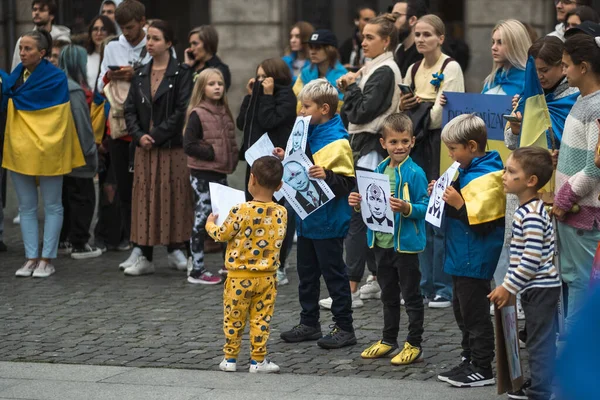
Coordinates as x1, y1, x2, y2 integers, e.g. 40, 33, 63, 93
437, 357, 471, 382
93, 239, 108, 253
446, 363, 495, 388
508, 379, 531, 399
71, 244, 103, 260
0, 241, 7, 252
518, 329, 527, 349
316, 325, 357, 349
58, 241, 72, 255
280, 324, 322, 343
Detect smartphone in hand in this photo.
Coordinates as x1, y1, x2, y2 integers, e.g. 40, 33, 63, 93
108, 65, 121, 71
502, 114, 521, 123
399, 84, 414, 96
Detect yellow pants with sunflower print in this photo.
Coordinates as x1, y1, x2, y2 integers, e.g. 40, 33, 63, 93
223, 274, 277, 361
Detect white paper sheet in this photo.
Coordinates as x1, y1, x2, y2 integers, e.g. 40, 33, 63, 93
209, 182, 246, 226
284, 116, 310, 157
244, 133, 276, 167
280, 151, 334, 220
356, 170, 394, 234
425, 161, 460, 228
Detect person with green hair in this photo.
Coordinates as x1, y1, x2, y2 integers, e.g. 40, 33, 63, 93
58, 44, 101, 260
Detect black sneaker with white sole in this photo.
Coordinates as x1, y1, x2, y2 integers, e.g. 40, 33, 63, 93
71, 244, 103, 260
507, 379, 531, 399
446, 363, 495, 387
437, 357, 471, 382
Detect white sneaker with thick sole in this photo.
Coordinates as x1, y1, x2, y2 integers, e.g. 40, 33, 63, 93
12, 214, 20, 225
15, 260, 38, 277
71, 244, 103, 260
32, 261, 55, 278
186, 257, 193, 276
219, 358, 236, 372
516, 297, 525, 320
490, 303, 495, 316
276, 269, 289, 286
119, 247, 142, 271
249, 359, 280, 373
167, 249, 188, 271
319, 292, 363, 310
124, 256, 155, 276
359, 275, 381, 299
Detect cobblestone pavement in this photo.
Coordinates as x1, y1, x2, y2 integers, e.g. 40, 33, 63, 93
0, 213, 527, 382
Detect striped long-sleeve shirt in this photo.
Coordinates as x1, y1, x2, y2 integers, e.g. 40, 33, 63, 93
502, 199, 560, 295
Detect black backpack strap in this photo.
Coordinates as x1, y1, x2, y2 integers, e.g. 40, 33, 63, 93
440, 57, 455, 73
410, 60, 422, 90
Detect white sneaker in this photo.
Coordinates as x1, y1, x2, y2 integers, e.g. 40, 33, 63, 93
15, 260, 38, 277
219, 358, 236, 372
123, 256, 155, 276
359, 275, 381, 299
319, 296, 333, 310
352, 290, 364, 308
516, 297, 525, 320
186, 257, 193, 276
167, 249, 188, 271
249, 358, 280, 373
276, 269, 289, 286
32, 260, 55, 278
119, 247, 142, 271
490, 303, 495, 316
12, 214, 20, 225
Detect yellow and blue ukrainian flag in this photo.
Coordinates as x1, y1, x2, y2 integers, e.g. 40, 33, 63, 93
1, 59, 84, 176
90, 90, 109, 145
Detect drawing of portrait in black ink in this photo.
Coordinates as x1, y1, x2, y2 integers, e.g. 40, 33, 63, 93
283, 160, 327, 214
288, 120, 305, 156
365, 183, 393, 227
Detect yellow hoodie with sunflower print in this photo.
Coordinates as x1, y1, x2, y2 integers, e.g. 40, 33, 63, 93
206, 201, 287, 279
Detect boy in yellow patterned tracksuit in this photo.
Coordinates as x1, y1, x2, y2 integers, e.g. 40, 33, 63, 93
206, 156, 287, 373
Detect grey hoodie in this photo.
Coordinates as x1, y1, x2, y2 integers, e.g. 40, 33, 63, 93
11, 25, 71, 71
67, 79, 98, 178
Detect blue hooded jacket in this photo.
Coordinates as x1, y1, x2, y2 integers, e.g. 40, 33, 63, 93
282, 52, 310, 85
298, 62, 347, 101
296, 114, 355, 239
444, 151, 505, 280
366, 156, 428, 253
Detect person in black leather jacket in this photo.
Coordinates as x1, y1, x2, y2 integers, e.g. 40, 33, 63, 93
122, 20, 193, 276
236, 57, 297, 284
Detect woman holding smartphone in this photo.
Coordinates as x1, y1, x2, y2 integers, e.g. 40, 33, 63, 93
184, 25, 231, 90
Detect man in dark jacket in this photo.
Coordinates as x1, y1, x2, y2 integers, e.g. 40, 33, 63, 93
339, 6, 376, 72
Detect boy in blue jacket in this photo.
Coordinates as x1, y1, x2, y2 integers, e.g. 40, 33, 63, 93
278, 78, 357, 349
433, 114, 505, 388
349, 113, 428, 365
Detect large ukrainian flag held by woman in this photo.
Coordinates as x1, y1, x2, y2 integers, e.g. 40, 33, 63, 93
1, 59, 84, 176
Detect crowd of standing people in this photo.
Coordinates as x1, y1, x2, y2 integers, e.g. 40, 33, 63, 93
1, 0, 599, 398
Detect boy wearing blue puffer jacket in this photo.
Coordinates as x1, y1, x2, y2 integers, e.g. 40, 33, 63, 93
278, 78, 357, 349
349, 113, 428, 366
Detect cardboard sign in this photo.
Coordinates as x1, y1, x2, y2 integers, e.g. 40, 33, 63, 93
494, 301, 524, 394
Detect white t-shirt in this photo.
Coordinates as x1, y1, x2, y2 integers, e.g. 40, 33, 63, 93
87, 52, 101, 91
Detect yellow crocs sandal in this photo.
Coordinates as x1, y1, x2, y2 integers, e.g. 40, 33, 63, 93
360, 340, 398, 359
391, 342, 423, 365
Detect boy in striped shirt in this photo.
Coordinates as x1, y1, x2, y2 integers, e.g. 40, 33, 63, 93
489, 146, 561, 400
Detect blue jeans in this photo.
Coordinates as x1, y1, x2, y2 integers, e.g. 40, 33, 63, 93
419, 222, 452, 300
557, 222, 600, 333
10, 172, 63, 259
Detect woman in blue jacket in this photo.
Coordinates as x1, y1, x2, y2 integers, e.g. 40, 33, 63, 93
282, 21, 314, 85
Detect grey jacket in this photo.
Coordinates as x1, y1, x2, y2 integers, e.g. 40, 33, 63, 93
68, 79, 98, 178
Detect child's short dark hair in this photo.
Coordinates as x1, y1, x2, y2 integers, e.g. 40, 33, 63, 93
381, 113, 414, 139
115, 0, 145, 26
510, 146, 553, 190
251, 156, 283, 190
441, 113, 487, 151
298, 78, 339, 118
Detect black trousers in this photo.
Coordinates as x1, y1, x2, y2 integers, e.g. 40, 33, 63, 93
59, 176, 95, 247
374, 247, 424, 347
345, 209, 377, 282
297, 236, 354, 332
521, 287, 560, 400
94, 151, 123, 247
452, 275, 495, 369
110, 138, 133, 242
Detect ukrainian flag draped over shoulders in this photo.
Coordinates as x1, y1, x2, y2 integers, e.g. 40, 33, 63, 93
517, 56, 553, 149
2, 59, 84, 176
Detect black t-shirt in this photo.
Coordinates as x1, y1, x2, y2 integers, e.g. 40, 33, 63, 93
395, 43, 423, 78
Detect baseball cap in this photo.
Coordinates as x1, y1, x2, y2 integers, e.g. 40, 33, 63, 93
307, 29, 338, 47
564, 21, 600, 38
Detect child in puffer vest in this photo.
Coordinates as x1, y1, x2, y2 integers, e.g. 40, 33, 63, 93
183, 68, 238, 285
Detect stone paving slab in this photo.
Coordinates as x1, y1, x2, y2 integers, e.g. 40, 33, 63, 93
0, 203, 529, 382
0, 362, 498, 400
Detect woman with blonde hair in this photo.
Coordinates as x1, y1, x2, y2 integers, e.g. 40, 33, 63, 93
400, 14, 465, 309
184, 68, 238, 284
283, 21, 314, 84
482, 19, 531, 96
